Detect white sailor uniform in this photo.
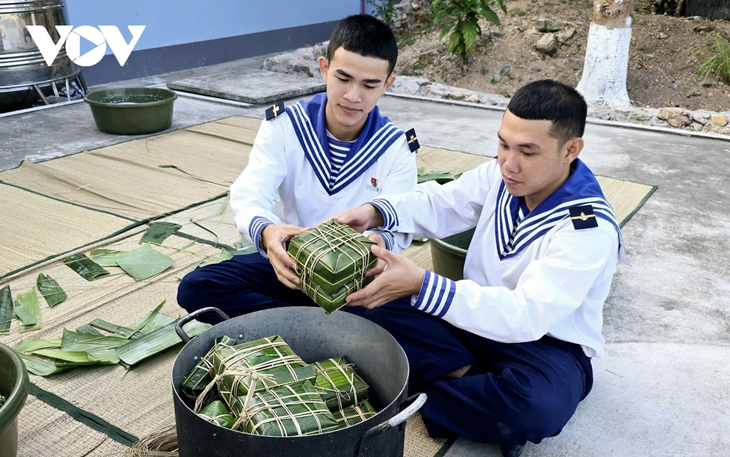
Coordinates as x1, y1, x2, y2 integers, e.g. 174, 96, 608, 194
345, 158, 627, 446
231, 92, 417, 254
177, 92, 417, 320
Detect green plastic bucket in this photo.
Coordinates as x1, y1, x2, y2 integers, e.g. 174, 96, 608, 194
84, 87, 177, 135
0, 343, 29, 457
429, 228, 475, 281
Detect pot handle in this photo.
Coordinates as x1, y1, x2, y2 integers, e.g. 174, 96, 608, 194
354, 392, 427, 457
175, 307, 231, 343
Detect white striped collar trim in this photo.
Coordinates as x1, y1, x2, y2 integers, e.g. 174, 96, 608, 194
287, 103, 402, 195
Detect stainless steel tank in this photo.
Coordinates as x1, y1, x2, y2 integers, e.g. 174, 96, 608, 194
0, 0, 82, 111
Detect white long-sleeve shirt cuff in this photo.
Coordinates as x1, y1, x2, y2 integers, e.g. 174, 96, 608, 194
249, 216, 274, 256
410, 270, 457, 318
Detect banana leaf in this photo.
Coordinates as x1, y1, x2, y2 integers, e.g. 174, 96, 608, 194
15, 289, 41, 333
128, 309, 176, 334
417, 170, 457, 184
36, 274, 67, 307
63, 253, 110, 281
32, 349, 102, 365
19, 353, 72, 376
89, 249, 130, 267
126, 300, 166, 338
115, 319, 211, 366
15, 338, 62, 354
198, 400, 236, 429
0, 285, 12, 335
243, 380, 339, 436
181, 335, 238, 401
89, 319, 136, 338
288, 220, 376, 313
115, 245, 174, 281
60, 329, 129, 352
332, 399, 377, 428
87, 348, 121, 364
76, 324, 104, 336
215, 336, 316, 412
313, 357, 369, 411
140, 222, 182, 245
299, 276, 374, 314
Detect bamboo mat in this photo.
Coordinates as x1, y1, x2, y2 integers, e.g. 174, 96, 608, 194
0, 184, 134, 279
17, 395, 130, 457
0, 116, 259, 221
159, 195, 242, 248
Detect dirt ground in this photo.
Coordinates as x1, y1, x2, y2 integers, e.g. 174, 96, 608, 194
394, 0, 730, 111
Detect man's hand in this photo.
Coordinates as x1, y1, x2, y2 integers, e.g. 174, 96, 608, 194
261, 224, 309, 289
331, 204, 384, 234
346, 245, 425, 309
365, 233, 387, 277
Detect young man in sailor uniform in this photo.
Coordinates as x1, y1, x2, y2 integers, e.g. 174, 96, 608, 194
177, 15, 418, 317
334, 80, 628, 457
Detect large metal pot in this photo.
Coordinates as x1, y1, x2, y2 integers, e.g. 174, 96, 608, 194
172, 307, 426, 457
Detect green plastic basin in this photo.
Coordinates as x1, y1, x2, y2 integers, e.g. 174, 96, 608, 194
0, 343, 29, 457
84, 87, 177, 135
429, 228, 475, 281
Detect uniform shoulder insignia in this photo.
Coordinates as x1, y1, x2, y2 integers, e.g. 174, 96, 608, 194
405, 128, 420, 153
569, 205, 599, 230
265, 101, 285, 121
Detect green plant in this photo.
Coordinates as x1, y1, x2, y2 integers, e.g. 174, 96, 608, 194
699, 34, 730, 84
432, 0, 507, 64
367, 0, 396, 26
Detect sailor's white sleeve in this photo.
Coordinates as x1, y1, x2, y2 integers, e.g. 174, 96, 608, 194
370, 161, 495, 240
365, 139, 418, 253
230, 118, 287, 254
410, 224, 619, 343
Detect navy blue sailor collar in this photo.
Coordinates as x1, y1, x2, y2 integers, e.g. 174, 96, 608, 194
495, 159, 628, 263
285, 93, 403, 195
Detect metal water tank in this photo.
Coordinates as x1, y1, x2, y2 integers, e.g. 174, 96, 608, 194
0, 0, 82, 111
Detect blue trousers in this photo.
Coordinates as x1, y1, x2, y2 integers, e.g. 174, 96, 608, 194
177, 253, 593, 446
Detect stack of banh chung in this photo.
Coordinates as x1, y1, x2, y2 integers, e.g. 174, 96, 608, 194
181, 335, 377, 436
288, 219, 377, 313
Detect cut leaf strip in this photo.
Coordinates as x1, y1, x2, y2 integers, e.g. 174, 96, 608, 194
116, 320, 211, 366
115, 245, 174, 281
15, 289, 41, 333
140, 222, 182, 245
37, 273, 67, 307
63, 254, 110, 281
0, 285, 13, 335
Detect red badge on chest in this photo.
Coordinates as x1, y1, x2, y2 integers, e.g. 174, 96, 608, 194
371, 177, 378, 187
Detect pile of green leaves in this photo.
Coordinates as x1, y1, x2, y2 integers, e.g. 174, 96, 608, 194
16, 302, 211, 376
432, 0, 507, 64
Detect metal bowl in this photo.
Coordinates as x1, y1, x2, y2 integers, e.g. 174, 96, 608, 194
84, 87, 177, 135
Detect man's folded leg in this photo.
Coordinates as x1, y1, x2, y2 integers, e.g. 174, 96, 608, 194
177, 253, 308, 322
420, 334, 593, 447
343, 299, 475, 393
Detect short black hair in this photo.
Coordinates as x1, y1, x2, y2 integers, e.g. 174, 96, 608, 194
327, 14, 398, 76
506, 80, 587, 146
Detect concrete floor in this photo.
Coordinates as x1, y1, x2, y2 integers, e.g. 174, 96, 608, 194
1, 57, 728, 457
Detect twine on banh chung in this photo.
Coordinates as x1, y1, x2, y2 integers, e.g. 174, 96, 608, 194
313, 357, 369, 412
239, 381, 339, 436
200, 336, 315, 421
290, 220, 376, 313
332, 400, 377, 428
182, 335, 237, 401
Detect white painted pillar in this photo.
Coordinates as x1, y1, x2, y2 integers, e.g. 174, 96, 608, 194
576, 0, 633, 106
